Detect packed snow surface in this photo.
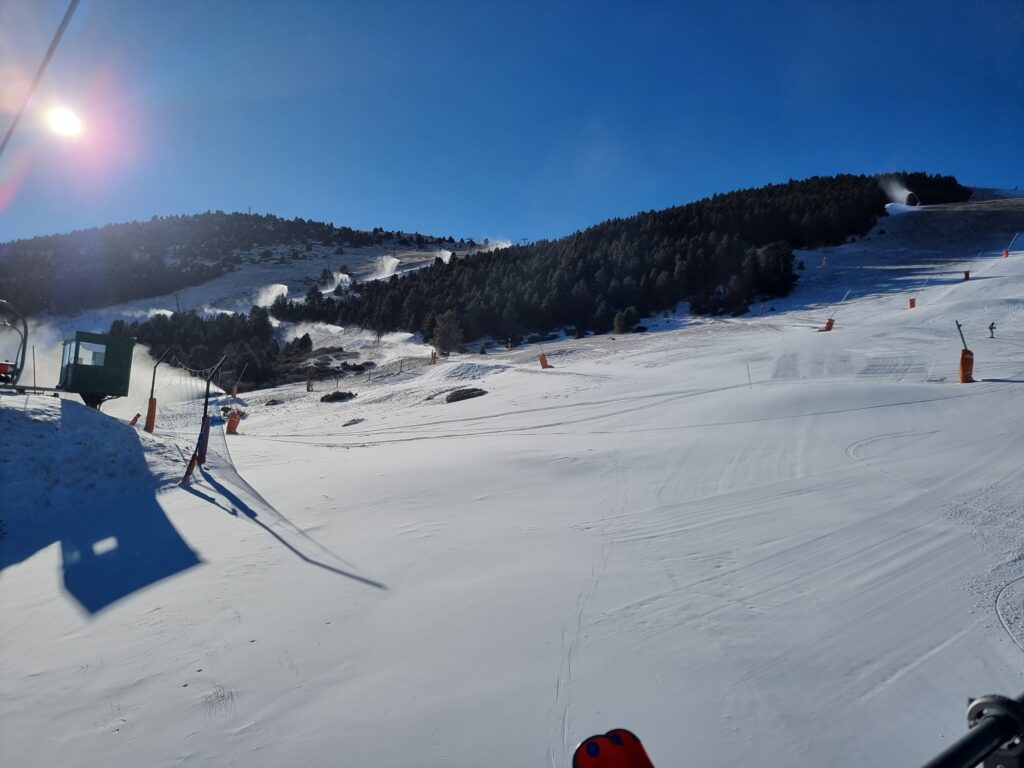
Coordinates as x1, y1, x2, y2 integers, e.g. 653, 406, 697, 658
885, 202, 921, 215
3, 200, 1024, 767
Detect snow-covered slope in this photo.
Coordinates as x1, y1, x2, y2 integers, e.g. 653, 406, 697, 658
11, 238, 481, 422
2, 200, 1024, 767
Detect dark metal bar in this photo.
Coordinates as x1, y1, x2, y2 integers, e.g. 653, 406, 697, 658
0, 0, 81, 161
921, 692, 1024, 768
149, 348, 170, 400
196, 355, 227, 466
203, 355, 227, 420
956, 321, 968, 350
920, 716, 1008, 768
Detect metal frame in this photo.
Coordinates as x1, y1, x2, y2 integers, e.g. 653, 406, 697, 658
922, 692, 1024, 768
0, 299, 28, 387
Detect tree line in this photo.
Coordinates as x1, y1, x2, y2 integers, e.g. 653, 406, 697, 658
0, 211, 456, 316
108, 172, 968, 381
272, 172, 969, 342
109, 306, 313, 387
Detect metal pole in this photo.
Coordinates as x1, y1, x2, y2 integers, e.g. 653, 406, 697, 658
150, 348, 170, 400
956, 321, 968, 350
203, 355, 227, 420
144, 348, 169, 433
233, 361, 249, 396
196, 355, 226, 466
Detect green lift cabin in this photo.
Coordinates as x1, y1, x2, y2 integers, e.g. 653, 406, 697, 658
58, 331, 135, 409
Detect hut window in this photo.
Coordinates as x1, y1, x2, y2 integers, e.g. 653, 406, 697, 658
76, 342, 107, 367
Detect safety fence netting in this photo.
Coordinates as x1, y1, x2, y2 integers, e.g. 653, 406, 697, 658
197, 417, 270, 514
186, 414, 386, 589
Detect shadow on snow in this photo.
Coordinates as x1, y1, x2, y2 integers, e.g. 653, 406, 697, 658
181, 424, 386, 591
0, 398, 200, 614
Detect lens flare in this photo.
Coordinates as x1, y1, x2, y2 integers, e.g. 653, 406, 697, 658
47, 106, 82, 137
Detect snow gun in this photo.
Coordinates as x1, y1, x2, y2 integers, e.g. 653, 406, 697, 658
920, 692, 1024, 768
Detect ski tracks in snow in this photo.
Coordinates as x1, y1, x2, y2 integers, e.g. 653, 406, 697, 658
548, 451, 624, 768
846, 431, 1024, 657
996, 576, 1024, 655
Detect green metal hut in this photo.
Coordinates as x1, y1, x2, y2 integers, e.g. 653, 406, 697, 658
58, 331, 135, 408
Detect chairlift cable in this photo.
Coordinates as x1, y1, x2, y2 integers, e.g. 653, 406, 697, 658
0, 0, 81, 162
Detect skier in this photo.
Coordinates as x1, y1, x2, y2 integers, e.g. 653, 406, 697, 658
989, 322, 996, 338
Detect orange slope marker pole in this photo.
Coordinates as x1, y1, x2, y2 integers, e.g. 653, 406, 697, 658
144, 348, 170, 433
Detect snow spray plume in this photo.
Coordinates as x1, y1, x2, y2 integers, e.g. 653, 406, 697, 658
368, 255, 400, 281
881, 177, 913, 205
252, 283, 288, 307
278, 321, 344, 349
17, 320, 63, 392
327, 271, 351, 293
16, 319, 218, 418
482, 239, 512, 252
199, 306, 235, 318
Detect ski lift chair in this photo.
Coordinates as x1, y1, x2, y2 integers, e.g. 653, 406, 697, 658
0, 299, 28, 387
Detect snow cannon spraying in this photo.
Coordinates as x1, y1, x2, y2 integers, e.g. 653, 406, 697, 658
882, 178, 922, 214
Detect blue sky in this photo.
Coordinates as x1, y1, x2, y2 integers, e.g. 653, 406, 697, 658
1, 0, 1021, 244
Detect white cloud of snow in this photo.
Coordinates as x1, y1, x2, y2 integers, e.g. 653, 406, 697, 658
881, 177, 913, 204
252, 283, 288, 307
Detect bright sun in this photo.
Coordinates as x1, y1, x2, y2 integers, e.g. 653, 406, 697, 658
47, 106, 82, 137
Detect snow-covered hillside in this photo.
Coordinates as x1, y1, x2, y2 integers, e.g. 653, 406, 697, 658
11, 236, 515, 421
3, 199, 1024, 767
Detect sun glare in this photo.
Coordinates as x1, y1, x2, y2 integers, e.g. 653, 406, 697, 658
47, 106, 82, 137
